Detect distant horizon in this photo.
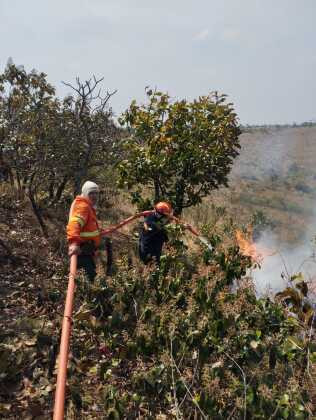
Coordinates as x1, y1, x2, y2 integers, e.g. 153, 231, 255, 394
241, 120, 316, 127
4, 55, 316, 128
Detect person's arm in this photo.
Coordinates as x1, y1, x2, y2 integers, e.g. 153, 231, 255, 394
101, 211, 154, 236
66, 201, 89, 255
167, 215, 199, 236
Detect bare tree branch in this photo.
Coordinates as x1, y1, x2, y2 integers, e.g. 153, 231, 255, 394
62, 76, 117, 117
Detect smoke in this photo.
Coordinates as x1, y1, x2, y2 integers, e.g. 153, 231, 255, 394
233, 126, 316, 185
232, 128, 297, 182
233, 127, 316, 302
252, 229, 316, 303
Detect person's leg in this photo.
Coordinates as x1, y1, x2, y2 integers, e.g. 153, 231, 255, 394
77, 255, 97, 282
154, 253, 161, 265
153, 243, 163, 266
138, 241, 146, 264
139, 241, 150, 264
104, 237, 113, 275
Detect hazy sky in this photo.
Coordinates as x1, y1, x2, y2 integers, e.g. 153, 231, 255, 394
1, 0, 315, 124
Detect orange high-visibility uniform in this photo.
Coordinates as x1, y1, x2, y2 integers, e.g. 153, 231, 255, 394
66, 196, 101, 247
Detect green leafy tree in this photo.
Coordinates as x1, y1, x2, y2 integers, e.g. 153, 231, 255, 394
0, 63, 56, 192
118, 89, 241, 215
0, 63, 60, 234
0, 63, 119, 235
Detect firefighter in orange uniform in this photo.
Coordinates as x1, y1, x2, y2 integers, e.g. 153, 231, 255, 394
67, 181, 112, 281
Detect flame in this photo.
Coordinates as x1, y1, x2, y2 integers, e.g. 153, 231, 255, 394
236, 227, 277, 264
236, 228, 263, 264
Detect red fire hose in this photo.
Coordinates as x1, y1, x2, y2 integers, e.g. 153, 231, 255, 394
53, 254, 77, 420
101, 210, 153, 236
102, 212, 210, 250
101, 211, 200, 237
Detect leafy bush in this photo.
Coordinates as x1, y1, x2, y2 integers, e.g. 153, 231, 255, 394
118, 89, 241, 215
72, 229, 315, 418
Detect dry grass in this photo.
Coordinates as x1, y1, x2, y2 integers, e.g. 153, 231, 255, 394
183, 126, 316, 247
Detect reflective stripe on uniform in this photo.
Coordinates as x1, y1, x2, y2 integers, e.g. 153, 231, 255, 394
80, 230, 100, 238
70, 216, 85, 227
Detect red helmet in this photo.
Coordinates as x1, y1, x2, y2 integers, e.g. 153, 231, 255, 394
154, 201, 172, 215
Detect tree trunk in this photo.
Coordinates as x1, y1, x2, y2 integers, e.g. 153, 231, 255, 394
28, 190, 48, 237
0, 238, 12, 255
174, 180, 185, 216
15, 170, 21, 192
154, 178, 161, 203
27, 173, 48, 237
51, 176, 68, 205
8, 167, 14, 187
74, 167, 87, 196
48, 172, 55, 201
22, 175, 29, 194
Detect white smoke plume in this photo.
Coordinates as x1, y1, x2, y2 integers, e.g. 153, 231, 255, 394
233, 126, 316, 303
252, 230, 316, 301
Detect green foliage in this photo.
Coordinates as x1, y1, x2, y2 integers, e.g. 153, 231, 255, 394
0, 63, 119, 235
0, 64, 58, 189
118, 89, 241, 215
71, 231, 315, 418
1, 184, 315, 418
0, 63, 118, 199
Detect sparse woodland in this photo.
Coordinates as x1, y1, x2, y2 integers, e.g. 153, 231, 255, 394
0, 64, 315, 419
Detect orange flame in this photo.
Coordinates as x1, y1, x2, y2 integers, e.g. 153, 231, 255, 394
236, 228, 263, 264
236, 228, 278, 264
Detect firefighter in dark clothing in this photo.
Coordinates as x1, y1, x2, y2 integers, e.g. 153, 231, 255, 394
139, 202, 172, 264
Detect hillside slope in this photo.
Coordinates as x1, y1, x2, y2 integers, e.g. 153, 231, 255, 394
1, 126, 316, 418
1, 187, 316, 418
230, 125, 316, 244
186, 126, 316, 246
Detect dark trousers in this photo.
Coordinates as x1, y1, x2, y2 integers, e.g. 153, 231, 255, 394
76, 239, 113, 281
139, 241, 162, 265
77, 255, 96, 282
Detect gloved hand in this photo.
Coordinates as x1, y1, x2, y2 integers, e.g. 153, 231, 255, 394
183, 223, 192, 230
68, 243, 81, 256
